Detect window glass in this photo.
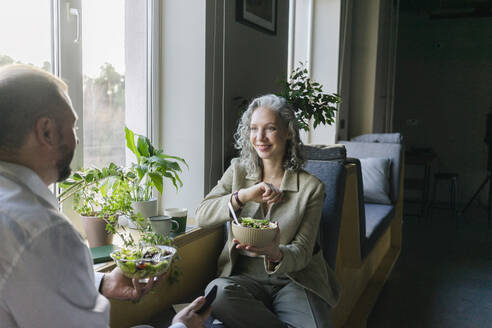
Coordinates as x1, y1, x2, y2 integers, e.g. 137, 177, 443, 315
0, 0, 149, 170
82, 0, 127, 168
0, 0, 51, 71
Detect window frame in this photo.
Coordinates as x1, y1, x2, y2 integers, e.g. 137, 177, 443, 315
52, 0, 160, 171
50, 0, 161, 225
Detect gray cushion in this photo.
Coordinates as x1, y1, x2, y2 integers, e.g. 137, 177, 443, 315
363, 203, 395, 257
303, 144, 346, 161
305, 160, 346, 270
340, 141, 403, 203
360, 157, 392, 205
351, 133, 402, 144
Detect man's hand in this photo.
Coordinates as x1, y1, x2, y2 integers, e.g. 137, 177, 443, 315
172, 296, 211, 328
100, 267, 164, 301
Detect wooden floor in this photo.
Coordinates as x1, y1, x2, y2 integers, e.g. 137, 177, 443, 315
368, 204, 492, 328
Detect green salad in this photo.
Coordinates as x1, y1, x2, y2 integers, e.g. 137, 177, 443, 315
111, 246, 174, 279
240, 217, 272, 229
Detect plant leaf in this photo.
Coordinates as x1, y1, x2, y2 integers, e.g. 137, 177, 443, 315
125, 127, 140, 160
148, 172, 163, 194
137, 136, 150, 157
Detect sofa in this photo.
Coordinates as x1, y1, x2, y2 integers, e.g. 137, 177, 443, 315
330, 139, 404, 327
340, 141, 404, 259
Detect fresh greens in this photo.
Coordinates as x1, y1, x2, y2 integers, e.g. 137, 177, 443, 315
240, 217, 272, 229
111, 246, 175, 279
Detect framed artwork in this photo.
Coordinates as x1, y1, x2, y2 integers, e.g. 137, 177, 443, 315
236, 0, 277, 35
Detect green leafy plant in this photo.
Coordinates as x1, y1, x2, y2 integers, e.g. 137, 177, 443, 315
125, 127, 188, 201
277, 62, 341, 131
58, 164, 140, 246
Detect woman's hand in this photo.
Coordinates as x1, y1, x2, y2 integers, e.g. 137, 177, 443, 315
234, 222, 283, 262
239, 182, 284, 205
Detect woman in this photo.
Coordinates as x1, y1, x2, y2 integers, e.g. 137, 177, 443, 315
196, 94, 340, 328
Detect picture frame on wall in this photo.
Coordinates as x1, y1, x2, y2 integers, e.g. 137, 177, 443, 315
236, 0, 277, 35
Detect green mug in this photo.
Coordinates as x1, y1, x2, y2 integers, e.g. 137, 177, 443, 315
164, 208, 188, 234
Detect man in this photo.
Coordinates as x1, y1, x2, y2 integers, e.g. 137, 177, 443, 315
0, 65, 210, 327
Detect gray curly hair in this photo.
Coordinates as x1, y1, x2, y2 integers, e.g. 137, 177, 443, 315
234, 94, 304, 174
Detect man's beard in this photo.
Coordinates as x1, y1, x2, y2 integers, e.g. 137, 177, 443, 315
56, 144, 74, 182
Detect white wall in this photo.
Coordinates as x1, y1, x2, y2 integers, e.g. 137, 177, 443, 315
310, 0, 341, 144
159, 1, 206, 216
348, 0, 380, 137
291, 0, 341, 145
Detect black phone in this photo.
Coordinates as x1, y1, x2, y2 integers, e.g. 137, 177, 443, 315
195, 285, 217, 314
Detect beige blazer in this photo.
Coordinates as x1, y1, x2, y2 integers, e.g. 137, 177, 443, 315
196, 159, 341, 307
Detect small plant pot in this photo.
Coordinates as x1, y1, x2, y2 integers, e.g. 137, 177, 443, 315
131, 199, 158, 218
81, 215, 113, 248
129, 199, 158, 228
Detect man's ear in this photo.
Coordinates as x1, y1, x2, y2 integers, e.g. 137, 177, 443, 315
34, 117, 59, 147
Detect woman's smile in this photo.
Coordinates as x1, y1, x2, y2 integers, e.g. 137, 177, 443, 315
256, 144, 272, 152
249, 107, 289, 162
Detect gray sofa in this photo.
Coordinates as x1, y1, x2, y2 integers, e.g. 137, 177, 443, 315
339, 141, 404, 258
303, 141, 405, 327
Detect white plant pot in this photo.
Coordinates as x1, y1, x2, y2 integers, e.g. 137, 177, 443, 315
130, 199, 158, 228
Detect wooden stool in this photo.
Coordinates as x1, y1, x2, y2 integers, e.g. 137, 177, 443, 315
428, 172, 458, 222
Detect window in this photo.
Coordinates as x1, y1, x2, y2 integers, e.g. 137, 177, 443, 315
81, 0, 128, 168
0, 1, 52, 71
0, 0, 159, 169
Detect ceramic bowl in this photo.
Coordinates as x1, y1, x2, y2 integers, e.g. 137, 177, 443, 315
231, 219, 277, 248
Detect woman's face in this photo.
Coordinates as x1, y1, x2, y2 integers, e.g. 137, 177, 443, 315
249, 106, 290, 163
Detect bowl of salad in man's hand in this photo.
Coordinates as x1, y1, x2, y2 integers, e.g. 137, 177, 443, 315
110, 245, 176, 279
232, 217, 278, 248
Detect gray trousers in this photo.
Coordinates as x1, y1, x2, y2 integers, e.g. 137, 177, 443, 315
205, 257, 332, 328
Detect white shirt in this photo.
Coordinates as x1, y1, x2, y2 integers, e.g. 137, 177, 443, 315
0, 161, 188, 328
0, 161, 110, 327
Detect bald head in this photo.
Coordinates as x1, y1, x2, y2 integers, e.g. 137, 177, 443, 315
0, 64, 71, 151
0, 65, 78, 185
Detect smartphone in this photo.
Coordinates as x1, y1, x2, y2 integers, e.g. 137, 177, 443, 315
195, 285, 217, 314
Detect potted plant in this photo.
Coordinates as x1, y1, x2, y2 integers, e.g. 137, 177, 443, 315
58, 163, 137, 247
60, 169, 183, 281
277, 62, 342, 131
232, 63, 341, 133
125, 127, 187, 220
